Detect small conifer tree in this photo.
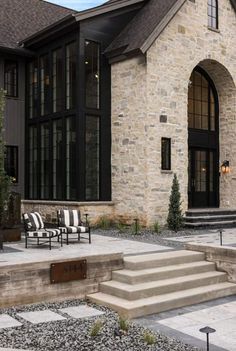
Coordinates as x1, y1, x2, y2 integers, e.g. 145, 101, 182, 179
167, 173, 183, 232
0, 89, 11, 229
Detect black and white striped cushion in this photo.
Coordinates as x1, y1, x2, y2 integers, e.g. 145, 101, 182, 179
23, 212, 44, 231
59, 226, 88, 234
26, 229, 60, 238
58, 210, 81, 227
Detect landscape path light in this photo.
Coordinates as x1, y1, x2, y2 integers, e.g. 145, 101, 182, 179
199, 326, 216, 351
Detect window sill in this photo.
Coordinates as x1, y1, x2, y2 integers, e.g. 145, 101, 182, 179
207, 26, 220, 34
161, 170, 173, 174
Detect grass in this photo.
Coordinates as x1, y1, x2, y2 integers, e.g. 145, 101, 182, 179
153, 221, 160, 234
143, 330, 157, 345
89, 319, 104, 337
96, 216, 112, 230
118, 316, 129, 332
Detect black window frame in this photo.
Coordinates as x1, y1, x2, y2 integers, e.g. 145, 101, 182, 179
5, 145, 18, 183
161, 138, 171, 171
208, 0, 218, 30
4, 60, 18, 98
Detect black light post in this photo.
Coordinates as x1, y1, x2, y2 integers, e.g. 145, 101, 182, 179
219, 230, 223, 246
199, 326, 216, 351
85, 213, 89, 227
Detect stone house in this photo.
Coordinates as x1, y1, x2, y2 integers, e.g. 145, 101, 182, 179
1, 0, 236, 226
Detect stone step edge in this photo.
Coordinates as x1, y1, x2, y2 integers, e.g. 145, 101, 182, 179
185, 220, 236, 227
113, 261, 216, 284
100, 272, 227, 300
87, 282, 236, 318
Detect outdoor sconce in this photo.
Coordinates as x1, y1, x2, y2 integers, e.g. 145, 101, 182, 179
221, 160, 230, 174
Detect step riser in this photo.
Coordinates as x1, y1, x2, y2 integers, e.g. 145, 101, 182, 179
89, 286, 236, 319
185, 216, 236, 223
124, 253, 205, 270
186, 210, 236, 217
185, 222, 236, 229
113, 263, 216, 285
100, 274, 227, 300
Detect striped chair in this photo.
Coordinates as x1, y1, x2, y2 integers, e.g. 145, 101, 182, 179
57, 209, 91, 245
22, 212, 62, 250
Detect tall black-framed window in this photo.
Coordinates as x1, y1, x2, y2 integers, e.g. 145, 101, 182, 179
161, 138, 171, 171
4, 61, 18, 97
52, 119, 63, 199
29, 60, 38, 119
40, 54, 50, 116
66, 42, 76, 110
85, 115, 100, 200
85, 41, 100, 109
52, 48, 63, 113
29, 126, 38, 199
188, 69, 217, 131
40, 123, 50, 199
5, 146, 18, 183
208, 0, 218, 29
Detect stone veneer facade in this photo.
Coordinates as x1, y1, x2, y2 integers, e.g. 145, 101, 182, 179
111, 0, 236, 225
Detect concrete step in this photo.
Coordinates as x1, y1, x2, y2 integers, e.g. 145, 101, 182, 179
185, 214, 236, 223
124, 250, 205, 270
186, 209, 236, 217
185, 220, 236, 228
88, 282, 236, 319
100, 271, 227, 300
113, 261, 216, 284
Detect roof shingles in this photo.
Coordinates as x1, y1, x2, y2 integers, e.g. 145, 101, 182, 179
0, 0, 74, 49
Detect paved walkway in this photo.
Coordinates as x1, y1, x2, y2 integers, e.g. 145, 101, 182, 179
165, 228, 236, 247
0, 234, 172, 267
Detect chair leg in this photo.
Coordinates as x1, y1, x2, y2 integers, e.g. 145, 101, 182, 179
67, 233, 69, 245
37, 237, 39, 246
25, 235, 28, 249
60, 233, 63, 247
78, 233, 80, 241
49, 236, 51, 250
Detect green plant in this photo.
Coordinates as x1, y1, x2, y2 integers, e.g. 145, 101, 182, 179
131, 220, 141, 235
89, 319, 104, 337
116, 221, 127, 233
153, 221, 160, 234
0, 89, 11, 229
96, 216, 112, 230
167, 173, 184, 232
118, 317, 129, 332
143, 331, 157, 345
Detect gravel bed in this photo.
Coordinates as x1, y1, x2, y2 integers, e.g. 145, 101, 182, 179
93, 227, 212, 249
0, 299, 200, 351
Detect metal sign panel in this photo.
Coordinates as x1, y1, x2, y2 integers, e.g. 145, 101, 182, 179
50, 259, 87, 284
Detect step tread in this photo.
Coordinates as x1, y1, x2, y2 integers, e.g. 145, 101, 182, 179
114, 261, 215, 279
185, 214, 236, 220
102, 271, 227, 292
124, 250, 204, 264
88, 282, 236, 310
185, 220, 236, 226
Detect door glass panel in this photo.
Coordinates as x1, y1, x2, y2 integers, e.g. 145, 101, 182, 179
209, 151, 214, 192
195, 151, 207, 192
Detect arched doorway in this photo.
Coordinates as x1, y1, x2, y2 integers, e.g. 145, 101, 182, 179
188, 66, 219, 208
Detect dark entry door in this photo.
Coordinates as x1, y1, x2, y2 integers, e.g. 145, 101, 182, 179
188, 148, 218, 208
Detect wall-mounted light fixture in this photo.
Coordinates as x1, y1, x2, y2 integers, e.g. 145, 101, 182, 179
221, 160, 230, 174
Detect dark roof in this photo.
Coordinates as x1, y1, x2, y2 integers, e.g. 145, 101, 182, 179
0, 0, 74, 49
106, 0, 236, 58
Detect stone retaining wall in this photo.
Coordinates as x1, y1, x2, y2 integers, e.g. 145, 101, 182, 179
0, 253, 123, 308
185, 242, 236, 283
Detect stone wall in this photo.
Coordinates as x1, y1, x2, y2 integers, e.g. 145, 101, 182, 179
111, 0, 236, 225
22, 200, 115, 226
186, 242, 236, 283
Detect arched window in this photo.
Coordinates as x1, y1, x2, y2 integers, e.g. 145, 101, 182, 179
208, 0, 218, 29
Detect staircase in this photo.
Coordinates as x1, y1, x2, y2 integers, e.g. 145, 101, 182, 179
185, 209, 236, 228
87, 250, 236, 319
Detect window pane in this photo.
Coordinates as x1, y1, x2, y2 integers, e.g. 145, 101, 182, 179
66, 42, 76, 110
4, 61, 18, 97
53, 48, 63, 113
66, 117, 76, 200
53, 119, 63, 199
161, 138, 171, 170
40, 123, 50, 199
208, 0, 218, 29
85, 41, 100, 109
5, 146, 18, 183
29, 126, 38, 198
40, 55, 50, 116
28, 61, 38, 119
86, 115, 100, 200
